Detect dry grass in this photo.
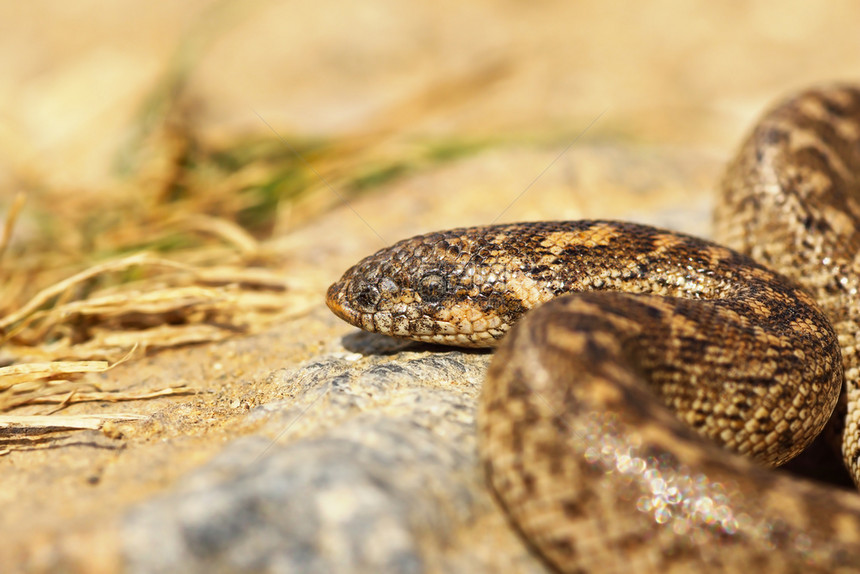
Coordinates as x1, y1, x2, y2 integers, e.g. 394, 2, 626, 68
0, 104, 325, 446
0, 37, 506, 448
0, 71, 327, 434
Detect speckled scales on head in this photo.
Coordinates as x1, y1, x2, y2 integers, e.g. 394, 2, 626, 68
327, 85, 860, 572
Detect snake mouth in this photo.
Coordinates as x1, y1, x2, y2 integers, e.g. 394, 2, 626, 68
325, 281, 360, 326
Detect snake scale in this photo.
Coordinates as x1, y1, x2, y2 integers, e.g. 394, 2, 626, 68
326, 85, 860, 572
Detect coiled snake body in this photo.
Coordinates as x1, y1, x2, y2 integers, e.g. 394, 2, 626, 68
326, 85, 860, 572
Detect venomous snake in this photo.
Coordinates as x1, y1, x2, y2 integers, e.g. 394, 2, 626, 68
326, 85, 860, 572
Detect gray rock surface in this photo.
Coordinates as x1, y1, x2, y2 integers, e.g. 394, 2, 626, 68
124, 345, 546, 573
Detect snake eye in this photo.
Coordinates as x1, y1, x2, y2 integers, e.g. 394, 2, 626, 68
350, 281, 380, 312
418, 273, 446, 302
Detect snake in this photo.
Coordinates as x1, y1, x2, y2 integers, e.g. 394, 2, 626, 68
325, 85, 860, 572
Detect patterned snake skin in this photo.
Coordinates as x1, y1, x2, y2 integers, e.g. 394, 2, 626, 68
326, 85, 860, 572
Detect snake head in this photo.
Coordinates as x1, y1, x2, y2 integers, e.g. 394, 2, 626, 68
326, 227, 536, 347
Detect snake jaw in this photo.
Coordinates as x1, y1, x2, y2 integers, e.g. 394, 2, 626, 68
326, 232, 521, 346
326, 268, 505, 346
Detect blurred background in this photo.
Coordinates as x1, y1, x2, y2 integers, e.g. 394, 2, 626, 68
2, 1, 858, 238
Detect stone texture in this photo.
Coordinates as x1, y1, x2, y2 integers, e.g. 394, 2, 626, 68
123, 350, 548, 573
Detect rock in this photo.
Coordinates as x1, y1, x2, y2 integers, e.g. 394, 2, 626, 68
123, 347, 547, 573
